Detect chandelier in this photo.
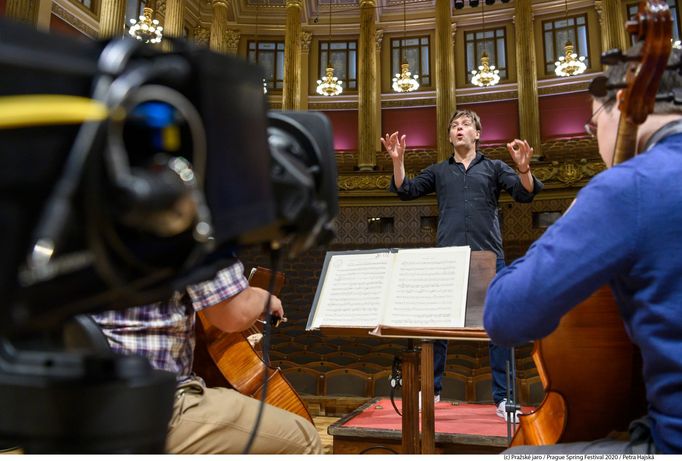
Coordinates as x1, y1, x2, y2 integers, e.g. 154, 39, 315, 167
393, 0, 419, 92
316, 3, 343, 96
554, 40, 587, 76
470, 1, 499, 87
471, 52, 500, 87
128, 7, 163, 44
316, 67, 343, 96
554, 0, 586, 77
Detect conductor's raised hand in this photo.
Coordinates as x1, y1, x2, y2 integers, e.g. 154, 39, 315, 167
506, 139, 533, 172
380, 131, 407, 162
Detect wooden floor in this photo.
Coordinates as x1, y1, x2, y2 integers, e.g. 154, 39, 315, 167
314, 416, 339, 454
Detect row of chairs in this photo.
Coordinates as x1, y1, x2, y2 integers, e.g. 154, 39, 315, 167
281, 365, 543, 405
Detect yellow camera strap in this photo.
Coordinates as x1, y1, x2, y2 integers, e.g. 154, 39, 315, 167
0, 95, 108, 129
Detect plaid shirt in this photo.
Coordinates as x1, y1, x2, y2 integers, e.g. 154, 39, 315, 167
92, 260, 249, 383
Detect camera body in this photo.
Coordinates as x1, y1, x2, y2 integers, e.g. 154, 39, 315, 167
0, 19, 337, 337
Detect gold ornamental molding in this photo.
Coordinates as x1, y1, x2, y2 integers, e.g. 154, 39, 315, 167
51, 3, 97, 38
309, 101, 358, 110
532, 160, 606, 186
336, 159, 606, 194
338, 174, 392, 191
537, 80, 590, 96
382, 98, 437, 108
457, 90, 518, 104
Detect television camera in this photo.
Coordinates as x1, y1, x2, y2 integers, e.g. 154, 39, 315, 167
0, 18, 338, 453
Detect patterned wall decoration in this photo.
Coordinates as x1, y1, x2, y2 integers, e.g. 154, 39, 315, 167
333, 204, 439, 247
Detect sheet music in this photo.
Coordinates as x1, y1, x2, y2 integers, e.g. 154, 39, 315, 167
308, 251, 394, 329
382, 246, 470, 328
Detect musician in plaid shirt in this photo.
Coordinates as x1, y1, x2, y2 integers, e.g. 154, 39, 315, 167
92, 258, 321, 454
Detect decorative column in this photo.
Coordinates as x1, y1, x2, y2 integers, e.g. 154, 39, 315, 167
300, 31, 313, 110
595, 0, 628, 53
99, 0, 127, 38
282, 0, 303, 111
374, 29, 384, 154
357, 0, 378, 171
162, 0, 184, 51
514, 1, 542, 159
225, 29, 241, 55
210, 0, 230, 53
435, 0, 456, 162
5, 0, 38, 25
162, 0, 183, 39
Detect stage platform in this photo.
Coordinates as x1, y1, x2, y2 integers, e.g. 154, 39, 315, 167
328, 397, 520, 454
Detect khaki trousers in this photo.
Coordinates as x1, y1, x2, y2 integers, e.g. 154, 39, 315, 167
166, 380, 321, 454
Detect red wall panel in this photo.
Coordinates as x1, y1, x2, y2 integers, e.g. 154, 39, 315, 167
49, 14, 89, 39
539, 92, 592, 140
381, 107, 437, 149
457, 100, 519, 144
321, 110, 358, 151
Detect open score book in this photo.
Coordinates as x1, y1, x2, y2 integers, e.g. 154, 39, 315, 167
306, 246, 471, 333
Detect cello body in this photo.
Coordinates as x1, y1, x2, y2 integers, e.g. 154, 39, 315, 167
511, 286, 647, 446
192, 267, 313, 424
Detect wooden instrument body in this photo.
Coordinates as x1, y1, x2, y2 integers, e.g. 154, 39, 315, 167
192, 267, 313, 424
511, 286, 647, 446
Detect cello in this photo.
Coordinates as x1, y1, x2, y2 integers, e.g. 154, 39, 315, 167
511, 0, 672, 446
192, 266, 313, 423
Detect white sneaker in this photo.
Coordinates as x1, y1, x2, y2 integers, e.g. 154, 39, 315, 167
496, 399, 520, 423
418, 392, 441, 411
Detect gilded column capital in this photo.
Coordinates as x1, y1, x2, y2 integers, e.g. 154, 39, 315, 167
286, 0, 303, 9
594, 0, 604, 24
225, 29, 240, 54
211, 0, 230, 8
156, 0, 167, 17
301, 31, 313, 53
194, 25, 210, 45
360, 0, 376, 8
375, 29, 384, 52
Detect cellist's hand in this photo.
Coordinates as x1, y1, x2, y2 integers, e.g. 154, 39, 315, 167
261, 294, 284, 323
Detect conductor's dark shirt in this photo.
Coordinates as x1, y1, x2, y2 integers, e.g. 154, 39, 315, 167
390, 152, 543, 259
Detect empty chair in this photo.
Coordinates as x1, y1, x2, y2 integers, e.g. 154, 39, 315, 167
360, 352, 395, 367
323, 351, 362, 366
304, 361, 342, 372
373, 342, 406, 355
346, 362, 387, 374
306, 342, 339, 355
286, 350, 324, 364
282, 367, 324, 396
440, 371, 468, 402
324, 369, 372, 397
338, 342, 373, 355
371, 369, 401, 398
471, 373, 493, 403
269, 359, 300, 370
270, 341, 307, 354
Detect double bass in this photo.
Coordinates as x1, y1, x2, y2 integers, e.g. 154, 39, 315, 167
192, 266, 313, 423
512, 0, 672, 446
